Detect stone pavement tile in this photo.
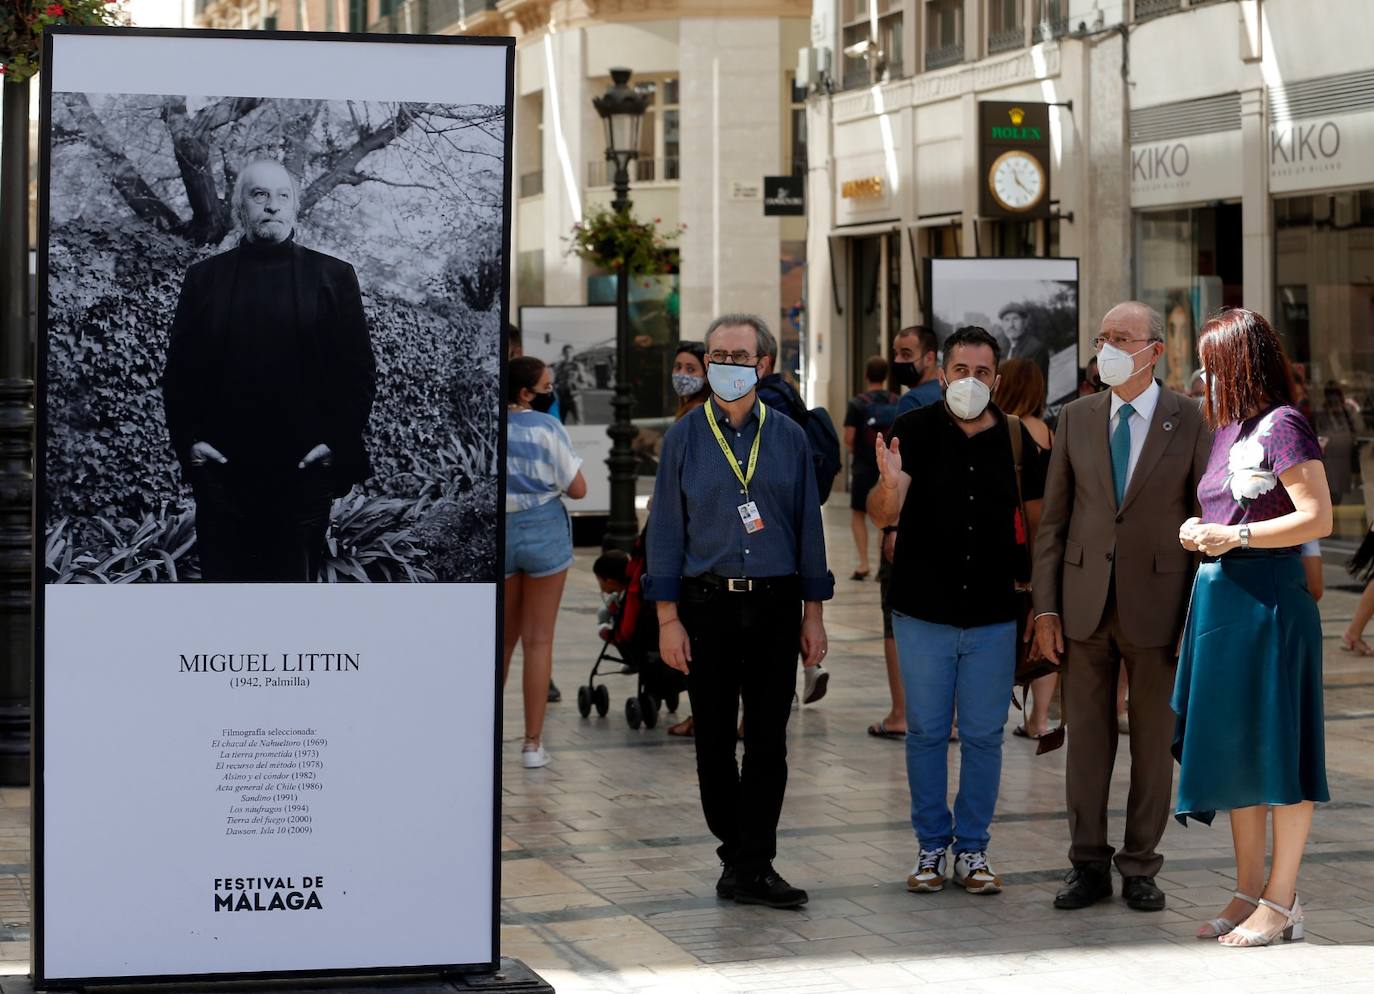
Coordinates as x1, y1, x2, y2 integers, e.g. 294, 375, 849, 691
1305, 920, 1374, 943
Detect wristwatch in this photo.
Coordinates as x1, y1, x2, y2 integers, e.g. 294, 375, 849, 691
1238, 525, 1251, 550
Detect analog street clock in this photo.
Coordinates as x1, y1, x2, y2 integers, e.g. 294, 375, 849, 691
988, 150, 1046, 213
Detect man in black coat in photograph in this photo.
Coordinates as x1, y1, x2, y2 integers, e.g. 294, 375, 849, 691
163, 159, 377, 581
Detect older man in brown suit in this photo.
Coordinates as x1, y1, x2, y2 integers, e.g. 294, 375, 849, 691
1032, 301, 1210, 912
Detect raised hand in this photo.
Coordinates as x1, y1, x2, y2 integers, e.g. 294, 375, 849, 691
875, 433, 903, 490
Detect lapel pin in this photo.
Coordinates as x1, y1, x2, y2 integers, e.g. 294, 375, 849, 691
1163, 421, 1175, 432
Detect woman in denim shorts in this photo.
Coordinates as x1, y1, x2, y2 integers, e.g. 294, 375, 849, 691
505, 356, 586, 769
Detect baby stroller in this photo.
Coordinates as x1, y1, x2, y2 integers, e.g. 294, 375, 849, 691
576, 535, 685, 729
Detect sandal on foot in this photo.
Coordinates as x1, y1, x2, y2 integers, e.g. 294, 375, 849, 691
1196, 891, 1259, 939
1222, 894, 1304, 947
1013, 724, 1050, 739
667, 715, 695, 737
867, 719, 905, 739
850, 569, 870, 581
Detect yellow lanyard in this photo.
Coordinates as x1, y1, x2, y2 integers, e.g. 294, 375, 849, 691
704, 398, 766, 498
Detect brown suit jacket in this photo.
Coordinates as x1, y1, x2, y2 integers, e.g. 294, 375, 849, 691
1032, 383, 1211, 648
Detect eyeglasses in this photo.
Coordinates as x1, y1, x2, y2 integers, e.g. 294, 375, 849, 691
707, 350, 760, 365
1092, 335, 1154, 351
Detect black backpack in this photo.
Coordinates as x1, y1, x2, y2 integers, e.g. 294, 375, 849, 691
758, 378, 842, 504
859, 390, 900, 453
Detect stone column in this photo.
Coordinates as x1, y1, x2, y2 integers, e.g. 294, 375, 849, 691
1239, 87, 1271, 315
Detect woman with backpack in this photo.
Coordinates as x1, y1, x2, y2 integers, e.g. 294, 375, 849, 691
843, 356, 900, 580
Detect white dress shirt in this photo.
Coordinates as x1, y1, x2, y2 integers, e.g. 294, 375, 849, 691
1109, 377, 1161, 493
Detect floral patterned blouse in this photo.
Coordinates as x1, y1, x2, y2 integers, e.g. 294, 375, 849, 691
1197, 405, 1324, 538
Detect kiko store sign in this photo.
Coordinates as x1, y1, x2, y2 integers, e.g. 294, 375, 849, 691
1269, 111, 1374, 194
1130, 130, 1241, 208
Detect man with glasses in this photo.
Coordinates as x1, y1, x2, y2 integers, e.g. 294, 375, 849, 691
1031, 302, 1210, 912
644, 313, 833, 910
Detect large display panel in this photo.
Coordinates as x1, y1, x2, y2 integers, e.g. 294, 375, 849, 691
35, 28, 514, 983
928, 257, 1082, 411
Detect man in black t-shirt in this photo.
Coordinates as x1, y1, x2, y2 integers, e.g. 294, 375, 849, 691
842, 355, 898, 580
868, 326, 1044, 898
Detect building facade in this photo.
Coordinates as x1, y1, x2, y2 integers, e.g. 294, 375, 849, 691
807, 0, 1374, 540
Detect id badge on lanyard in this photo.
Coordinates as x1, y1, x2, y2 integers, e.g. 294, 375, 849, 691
705, 399, 767, 535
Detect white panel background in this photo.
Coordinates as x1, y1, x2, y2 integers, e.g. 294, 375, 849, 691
49, 31, 509, 103
43, 582, 496, 978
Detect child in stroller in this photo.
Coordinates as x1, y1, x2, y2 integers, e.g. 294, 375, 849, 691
578, 542, 685, 729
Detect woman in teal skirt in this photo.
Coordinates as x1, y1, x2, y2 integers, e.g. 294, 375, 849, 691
1175, 308, 1332, 947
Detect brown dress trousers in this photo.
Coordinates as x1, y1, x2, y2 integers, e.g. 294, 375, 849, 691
1032, 383, 1210, 877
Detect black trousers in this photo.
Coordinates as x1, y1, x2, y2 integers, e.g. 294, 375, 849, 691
679, 577, 801, 875
191, 463, 335, 581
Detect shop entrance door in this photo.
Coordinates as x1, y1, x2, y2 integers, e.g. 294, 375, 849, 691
848, 232, 901, 397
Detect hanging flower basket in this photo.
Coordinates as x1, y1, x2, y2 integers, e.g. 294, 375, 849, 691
1, 1, 128, 83
567, 205, 683, 276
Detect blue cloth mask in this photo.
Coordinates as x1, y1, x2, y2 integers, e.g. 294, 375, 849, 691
707, 363, 759, 403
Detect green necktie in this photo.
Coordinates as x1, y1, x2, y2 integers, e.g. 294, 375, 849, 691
1111, 402, 1134, 506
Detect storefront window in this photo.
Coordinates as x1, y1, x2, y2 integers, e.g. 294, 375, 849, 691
1275, 189, 1374, 541
1132, 204, 1242, 391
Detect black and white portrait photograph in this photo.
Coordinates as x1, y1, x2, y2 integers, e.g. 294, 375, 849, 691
928, 257, 1081, 407
41, 40, 510, 584
520, 305, 618, 427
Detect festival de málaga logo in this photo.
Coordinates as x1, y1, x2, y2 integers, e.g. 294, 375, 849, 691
213, 876, 324, 912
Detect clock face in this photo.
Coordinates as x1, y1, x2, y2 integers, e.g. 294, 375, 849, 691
989, 151, 1045, 212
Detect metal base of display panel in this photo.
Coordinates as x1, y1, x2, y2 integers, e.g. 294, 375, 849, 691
4, 961, 554, 994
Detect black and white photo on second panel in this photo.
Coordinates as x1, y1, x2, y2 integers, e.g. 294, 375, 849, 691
929, 258, 1080, 414
44, 91, 506, 583
533, 334, 616, 427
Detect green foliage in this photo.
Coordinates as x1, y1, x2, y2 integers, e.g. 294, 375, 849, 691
45, 507, 198, 583
1, 1, 127, 82
568, 206, 682, 274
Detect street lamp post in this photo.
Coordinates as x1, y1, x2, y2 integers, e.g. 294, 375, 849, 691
592, 68, 649, 554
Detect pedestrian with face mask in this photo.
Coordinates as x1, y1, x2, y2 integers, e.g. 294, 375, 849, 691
1032, 302, 1211, 913
671, 341, 711, 419
645, 313, 833, 909
893, 325, 942, 415
868, 326, 1045, 896
504, 356, 588, 770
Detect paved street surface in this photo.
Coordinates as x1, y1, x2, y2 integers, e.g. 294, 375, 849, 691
1, 508, 1373, 989
500, 504, 1374, 993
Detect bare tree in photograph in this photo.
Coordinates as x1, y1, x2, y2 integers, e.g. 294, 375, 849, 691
44, 93, 506, 583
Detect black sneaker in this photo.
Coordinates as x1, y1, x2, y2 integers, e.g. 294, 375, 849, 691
715, 862, 737, 899
547, 681, 561, 703
733, 867, 808, 909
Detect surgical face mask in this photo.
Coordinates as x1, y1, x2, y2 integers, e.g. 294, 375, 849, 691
1097, 340, 1155, 388
891, 359, 922, 388
706, 362, 758, 403
672, 373, 706, 398
529, 390, 555, 414
944, 375, 992, 421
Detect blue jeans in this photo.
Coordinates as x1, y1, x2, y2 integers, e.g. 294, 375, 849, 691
892, 612, 1016, 855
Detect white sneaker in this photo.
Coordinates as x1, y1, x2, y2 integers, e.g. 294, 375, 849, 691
953, 850, 1002, 894
521, 743, 550, 769
906, 847, 948, 893
803, 664, 829, 704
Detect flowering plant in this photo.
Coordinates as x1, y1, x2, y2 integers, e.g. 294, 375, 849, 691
567, 205, 682, 275
2, 0, 127, 82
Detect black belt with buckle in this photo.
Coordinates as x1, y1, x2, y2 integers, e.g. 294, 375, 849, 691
686, 573, 799, 595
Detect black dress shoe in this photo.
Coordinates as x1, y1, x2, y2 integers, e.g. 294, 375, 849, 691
715, 863, 737, 899
1054, 863, 1113, 909
1122, 875, 1166, 911
733, 867, 808, 909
